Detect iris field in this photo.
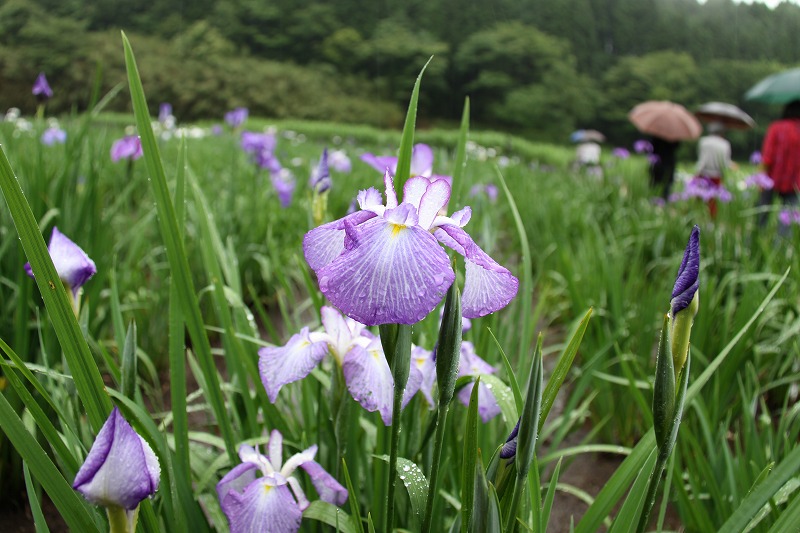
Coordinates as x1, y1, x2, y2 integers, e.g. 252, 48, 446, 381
1, 38, 799, 532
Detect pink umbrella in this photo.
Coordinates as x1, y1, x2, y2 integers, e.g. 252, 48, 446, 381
628, 101, 702, 142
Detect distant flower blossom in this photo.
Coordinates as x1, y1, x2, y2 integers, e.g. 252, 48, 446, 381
24, 227, 96, 297
634, 140, 653, 154
676, 177, 732, 203
410, 345, 436, 408
271, 168, 295, 208
158, 103, 172, 123
328, 149, 352, 173
651, 197, 667, 207
749, 151, 762, 165
744, 173, 774, 190
360, 143, 451, 183
32, 73, 53, 100
241, 131, 281, 172
303, 173, 519, 326
612, 147, 630, 159
778, 209, 800, 226
309, 149, 331, 194
41, 127, 66, 145
457, 341, 501, 422
259, 306, 420, 424
211, 124, 223, 136
225, 107, 248, 128
217, 431, 346, 533
5, 107, 21, 122
110, 136, 143, 162
647, 154, 660, 165
73, 407, 160, 510
469, 183, 499, 203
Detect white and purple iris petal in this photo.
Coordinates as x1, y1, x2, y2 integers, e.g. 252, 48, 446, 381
457, 341, 501, 423
360, 143, 434, 178
72, 407, 160, 510
110, 136, 143, 162
25, 227, 97, 296
411, 345, 436, 408
343, 337, 396, 425
258, 327, 329, 402
303, 172, 518, 326
217, 431, 347, 533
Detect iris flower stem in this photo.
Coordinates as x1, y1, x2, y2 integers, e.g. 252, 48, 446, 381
107, 506, 136, 533
636, 448, 670, 533
504, 474, 525, 533
385, 387, 403, 533
421, 403, 449, 532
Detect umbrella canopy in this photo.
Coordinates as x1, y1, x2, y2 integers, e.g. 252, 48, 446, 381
745, 68, 800, 104
570, 129, 606, 143
694, 102, 756, 130
628, 101, 702, 142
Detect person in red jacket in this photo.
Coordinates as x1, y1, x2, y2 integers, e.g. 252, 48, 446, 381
759, 100, 800, 233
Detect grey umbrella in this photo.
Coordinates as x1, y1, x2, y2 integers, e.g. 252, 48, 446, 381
694, 102, 756, 130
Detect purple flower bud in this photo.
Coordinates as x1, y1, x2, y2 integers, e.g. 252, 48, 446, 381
73, 408, 160, 510
110, 136, 143, 163
309, 148, 332, 193
749, 151, 762, 165
612, 147, 630, 159
499, 419, 520, 459
24, 227, 96, 296
670, 226, 700, 317
32, 73, 53, 101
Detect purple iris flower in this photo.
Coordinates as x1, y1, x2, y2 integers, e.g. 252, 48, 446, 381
778, 209, 800, 226
612, 147, 630, 159
271, 169, 295, 208
217, 430, 347, 533
303, 173, 519, 326
212, 124, 223, 136
309, 149, 331, 194
259, 306, 421, 425
678, 177, 732, 203
671, 226, 700, 317
457, 341, 501, 422
24, 227, 96, 297
73, 407, 160, 510
360, 143, 436, 178
634, 140, 653, 154
32, 72, 53, 100
158, 103, 172, 123
110, 136, 143, 162
469, 184, 499, 203
328, 149, 352, 173
744, 173, 774, 190
241, 131, 282, 172
410, 345, 436, 408
749, 151, 762, 165
647, 154, 660, 165
41, 127, 66, 145
225, 107, 249, 128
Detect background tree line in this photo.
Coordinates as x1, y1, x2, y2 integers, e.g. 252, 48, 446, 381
1, 0, 798, 150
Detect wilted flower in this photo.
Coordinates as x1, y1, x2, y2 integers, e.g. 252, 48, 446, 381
225, 107, 249, 128
303, 173, 518, 326
259, 306, 420, 424
634, 140, 653, 154
32, 73, 53, 101
41, 127, 66, 145
110, 136, 143, 162
612, 147, 630, 159
749, 151, 762, 165
73, 407, 160, 510
744, 173, 774, 190
457, 341, 501, 422
309, 149, 331, 194
25, 227, 96, 297
217, 431, 347, 533
328, 149, 352, 173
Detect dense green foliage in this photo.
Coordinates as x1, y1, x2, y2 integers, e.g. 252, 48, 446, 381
2, 0, 800, 143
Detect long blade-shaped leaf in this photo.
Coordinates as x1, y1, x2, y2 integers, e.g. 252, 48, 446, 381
394, 57, 432, 193
121, 32, 236, 461
0, 147, 111, 431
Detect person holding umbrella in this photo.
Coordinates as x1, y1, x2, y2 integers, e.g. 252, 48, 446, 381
757, 99, 800, 233
695, 121, 734, 217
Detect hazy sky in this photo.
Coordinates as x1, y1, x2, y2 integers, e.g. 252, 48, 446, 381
731, 0, 800, 7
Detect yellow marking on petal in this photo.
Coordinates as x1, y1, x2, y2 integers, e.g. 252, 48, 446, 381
390, 224, 405, 238
263, 484, 273, 494
370, 350, 381, 360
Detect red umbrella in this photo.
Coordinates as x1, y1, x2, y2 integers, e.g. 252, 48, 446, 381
628, 101, 702, 142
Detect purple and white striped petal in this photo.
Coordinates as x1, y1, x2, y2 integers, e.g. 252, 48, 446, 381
302, 211, 376, 271
434, 225, 518, 318
219, 476, 302, 533
299, 460, 348, 506
403, 355, 424, 408
410, 143, 434, 177
457, 342, 501, 422
73, 407, 160, 510
258, 328, 329, 402
360, 153, 398, 176
316, 216, 454, 325
417, 179, 451, 230
411, 345, 436, 408
342, 342, 395, 425
320, 306, 366, 363
25, 227, 97, 296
